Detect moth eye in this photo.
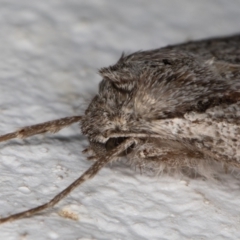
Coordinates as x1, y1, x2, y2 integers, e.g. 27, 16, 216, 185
162, 59, 172, 65
105, 137, 127, 151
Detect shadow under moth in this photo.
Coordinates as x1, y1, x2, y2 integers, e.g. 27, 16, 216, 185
0, 34, 239, 223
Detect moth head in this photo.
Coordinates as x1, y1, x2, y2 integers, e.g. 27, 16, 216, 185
80, 73, 137, 157
80, 82, 137, 157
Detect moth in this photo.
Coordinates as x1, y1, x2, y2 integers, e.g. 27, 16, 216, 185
0, 34, 239, 224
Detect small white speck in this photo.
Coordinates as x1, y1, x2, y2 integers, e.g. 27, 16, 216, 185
18, 186, 30, 194
48, 232, 59, 239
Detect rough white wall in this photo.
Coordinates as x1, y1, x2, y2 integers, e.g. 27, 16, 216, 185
0, 1, 240, 239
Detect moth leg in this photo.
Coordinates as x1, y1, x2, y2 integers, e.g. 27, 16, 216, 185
137, 147, 174, 159
0, 116, 82, 143
132, 140, 205, 172
136, 147, 186, 168
129, 145, 178, 175
0, 138, 136, 224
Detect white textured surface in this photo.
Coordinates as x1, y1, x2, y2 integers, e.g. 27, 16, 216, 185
0, 1, 240, 239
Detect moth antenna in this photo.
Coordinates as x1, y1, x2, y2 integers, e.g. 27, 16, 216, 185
0, 138, 136, 224
0, 116, 82, 143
